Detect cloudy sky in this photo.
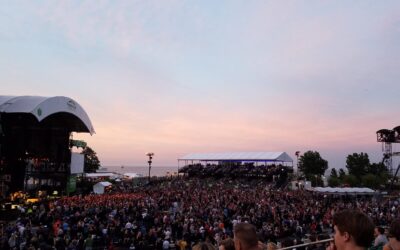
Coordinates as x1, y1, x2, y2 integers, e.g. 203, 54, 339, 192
1, 1, 400, 168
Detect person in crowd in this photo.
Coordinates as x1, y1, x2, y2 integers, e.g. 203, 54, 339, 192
234, 223, 260, 250
314, 234, 332, 250
192, 241, 216, 250
177, 238, 188, 250
384, 218, 400, 250
219, 238, 235, 250
266, 242, 278, 250
328, 209, 374, 250
280, 238, 294, 249
374, 226, 388, 248
163, 238, 170, 250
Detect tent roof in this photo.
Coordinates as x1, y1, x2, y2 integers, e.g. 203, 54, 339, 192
123, 173, 142, 178
94, 181, 112, 187
178, 152, 293, 162
311, 187, 375, 194
0, 95, 94, 134
84, 173, 117, 178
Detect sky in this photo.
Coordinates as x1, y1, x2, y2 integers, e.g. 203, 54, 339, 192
1, 1, 400, 169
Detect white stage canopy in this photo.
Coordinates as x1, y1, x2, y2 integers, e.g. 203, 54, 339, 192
178, 152, 293, 163
0, 95, 95, 134
309, 187, 376, 195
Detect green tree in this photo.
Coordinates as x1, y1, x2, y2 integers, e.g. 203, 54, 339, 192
346, 153, 370, 178
367, 162, 389, 176
361, 174, 380, 189
309, 175, 324, 187
298, 151, 328, 179
330, 168, 338, 178
343, 174, 359, 187
378, 172, 390, 188
328, 177, 341, 187
367, 163, 389, 189
81, 146, 101, 173
339, 168, 346, 180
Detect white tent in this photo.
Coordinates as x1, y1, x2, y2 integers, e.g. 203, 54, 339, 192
178, 152, 293, 163
123, 173, 142, 179
93, 181, 112, 194
310, 187, 376, 195
85, 173, 118, 179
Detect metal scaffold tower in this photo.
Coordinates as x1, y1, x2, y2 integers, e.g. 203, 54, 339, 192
377, 126, 400, 188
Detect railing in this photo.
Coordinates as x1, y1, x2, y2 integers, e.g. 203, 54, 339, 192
279, 238, 333, 250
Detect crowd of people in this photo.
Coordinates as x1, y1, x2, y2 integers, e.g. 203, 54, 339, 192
0, 174, 399, 250
178, 164, 291, 187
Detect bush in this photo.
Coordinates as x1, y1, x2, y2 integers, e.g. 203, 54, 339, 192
343, 174, 359, 187
328, 177, 341, 187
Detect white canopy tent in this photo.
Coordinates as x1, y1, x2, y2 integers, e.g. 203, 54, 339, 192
84, 173, 119, 179
309, 187, 376, 195
179, 152, 293, 164
123, 173, 143, 179
0, 95, 95, 134
93, 181, 112, 194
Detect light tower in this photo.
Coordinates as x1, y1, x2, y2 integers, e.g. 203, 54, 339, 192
376, 129, 395, 174
377, 127, 400, 190
295, 151, 300, 175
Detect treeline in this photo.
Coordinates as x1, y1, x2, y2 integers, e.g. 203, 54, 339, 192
298, 151, 389, 189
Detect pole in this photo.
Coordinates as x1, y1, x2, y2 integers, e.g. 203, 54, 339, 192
146, 153, 154, 183
148, 161, 151, 183
295, 151, 300, 176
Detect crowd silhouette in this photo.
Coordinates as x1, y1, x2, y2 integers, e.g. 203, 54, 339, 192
0, 168, 399, 250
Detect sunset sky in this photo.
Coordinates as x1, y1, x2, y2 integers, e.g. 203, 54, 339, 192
1, 1, 400, 168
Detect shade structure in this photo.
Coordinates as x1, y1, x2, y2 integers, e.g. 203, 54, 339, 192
123, 173, 142, 179
178, 152, 293, 163
0, 95, 94, 134
310, 187, 376, 195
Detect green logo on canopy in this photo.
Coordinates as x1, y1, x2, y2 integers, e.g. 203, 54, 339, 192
37, 108, 42, 116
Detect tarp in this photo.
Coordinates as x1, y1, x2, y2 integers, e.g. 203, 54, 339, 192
0, 95, 95, 134
93, 181, 112, 194
310, 187, 376, 195
178, 152, 293, 162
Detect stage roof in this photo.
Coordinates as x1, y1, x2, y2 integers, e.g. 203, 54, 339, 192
178, 152, 293, 162
0, 95, 95, 134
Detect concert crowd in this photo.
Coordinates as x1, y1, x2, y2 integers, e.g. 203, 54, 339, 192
0, 169, 399, 250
